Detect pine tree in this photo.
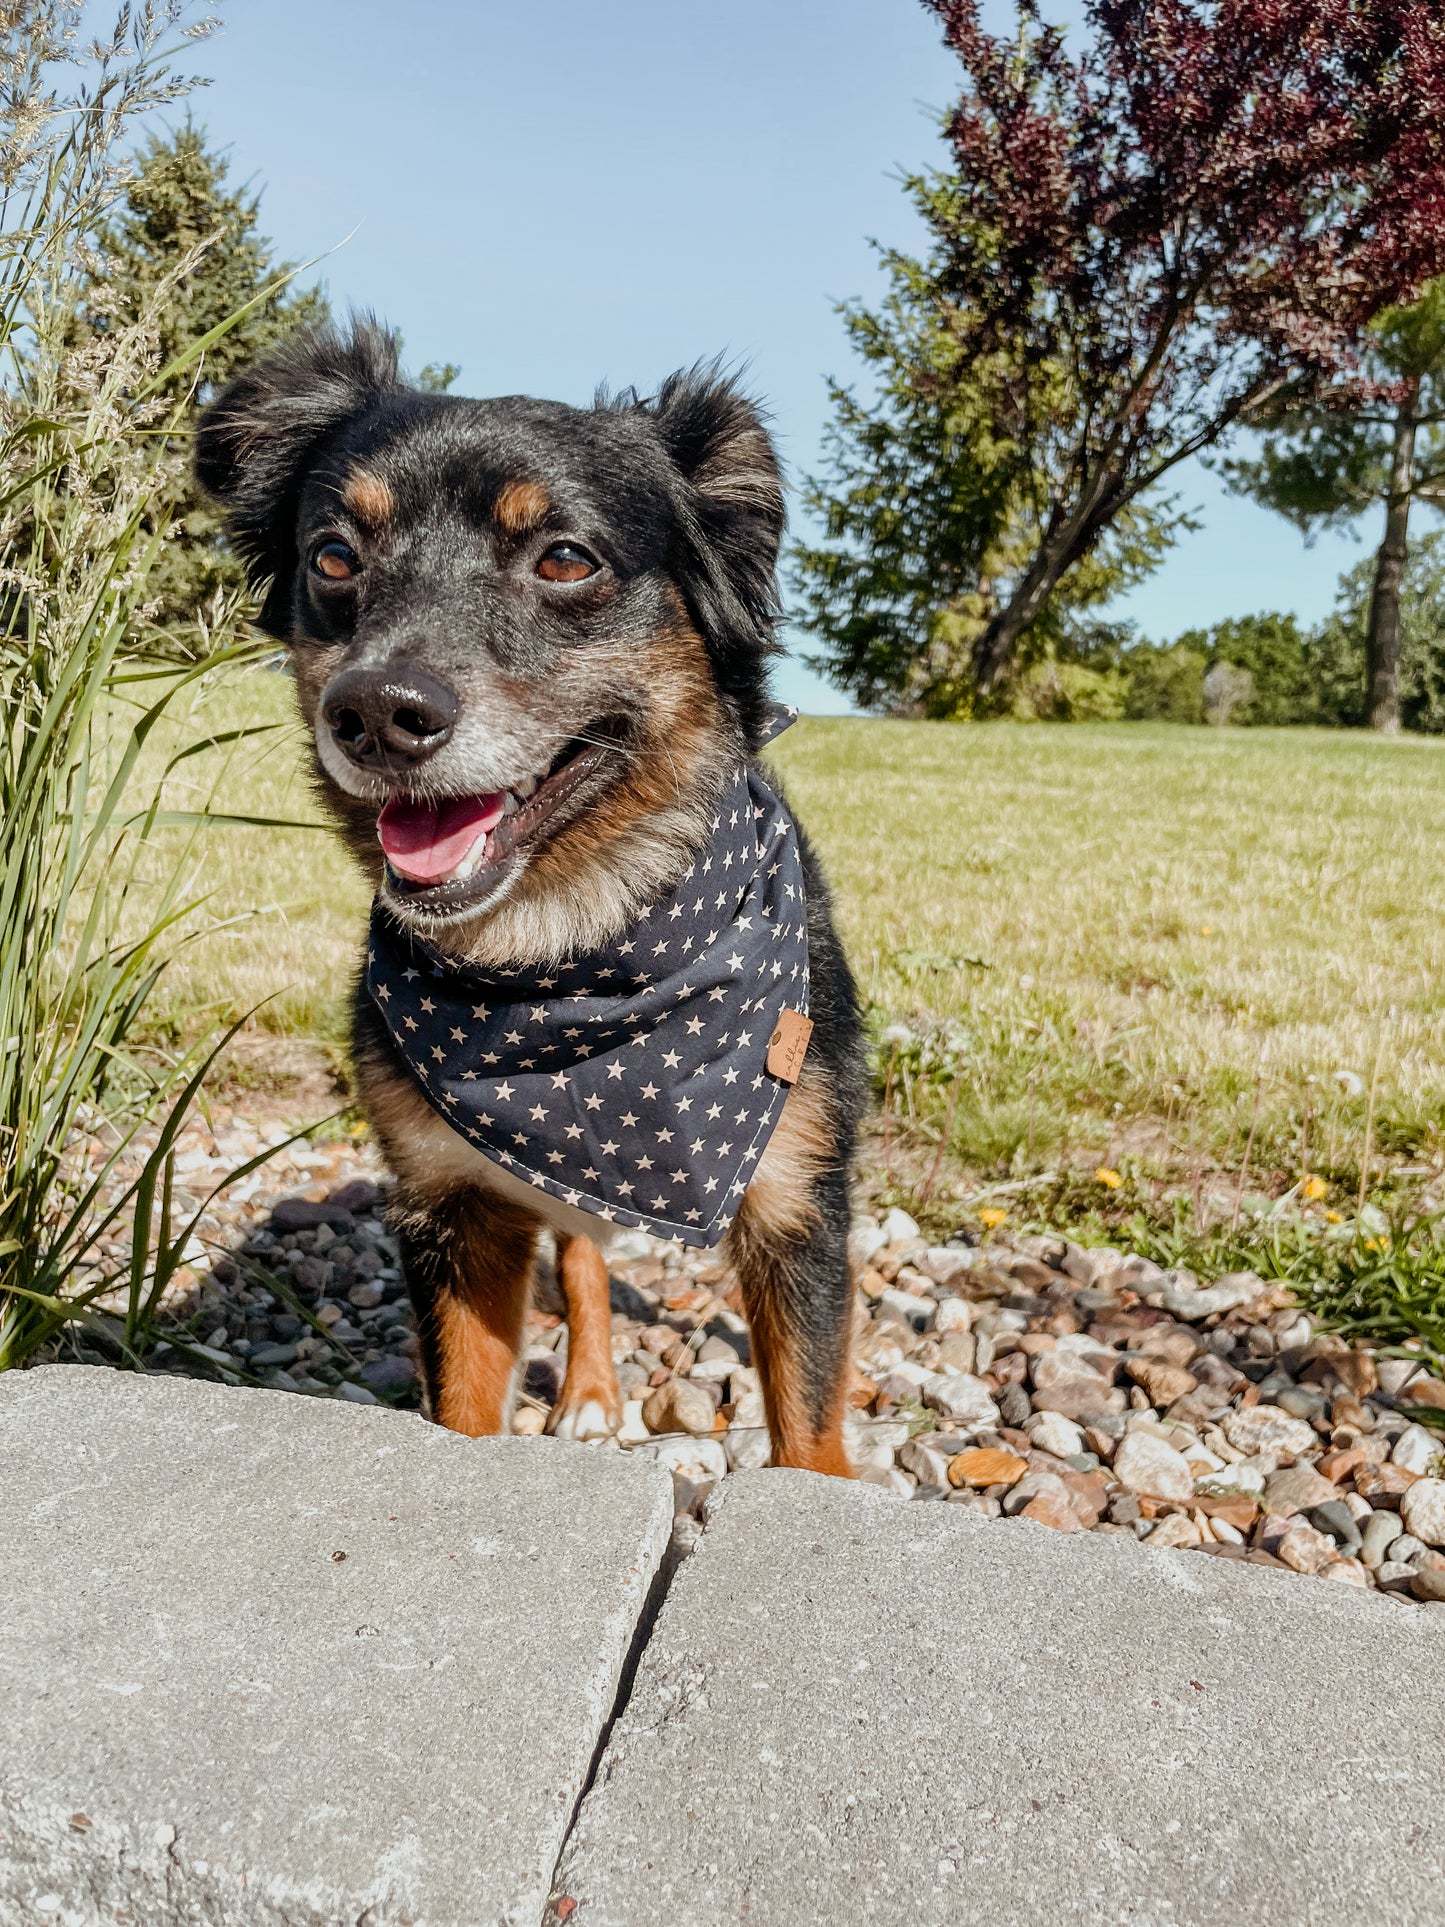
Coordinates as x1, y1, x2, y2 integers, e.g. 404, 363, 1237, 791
791, 174, 1186, 717
1222, 283, 1445, 733
84, 123, 329, 632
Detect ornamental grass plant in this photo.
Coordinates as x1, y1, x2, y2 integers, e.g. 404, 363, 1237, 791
0, 0, 300, 1371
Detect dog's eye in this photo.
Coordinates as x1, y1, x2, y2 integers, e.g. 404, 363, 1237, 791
536, 543, 598, 584
311, 539, 359, 583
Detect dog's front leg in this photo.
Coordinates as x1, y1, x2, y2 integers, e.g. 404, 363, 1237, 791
727, 1081, 855, 1476
546, 1234, 623, 1441
393, 1186, 538, 1436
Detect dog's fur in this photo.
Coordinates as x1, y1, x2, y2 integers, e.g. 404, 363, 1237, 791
195, 321, 865, 1472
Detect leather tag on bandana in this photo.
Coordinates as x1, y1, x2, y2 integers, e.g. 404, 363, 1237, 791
767, 1008, 813, 1084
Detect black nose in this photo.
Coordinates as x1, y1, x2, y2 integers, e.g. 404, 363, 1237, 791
321, 664, 459, 770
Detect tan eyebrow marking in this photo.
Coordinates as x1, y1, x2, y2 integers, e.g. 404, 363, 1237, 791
492, 478, 551, 534
340, 470, 394, 526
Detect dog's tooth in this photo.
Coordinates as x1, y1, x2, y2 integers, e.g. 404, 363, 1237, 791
451, 829, 490, 882
514, 773, 538, 800
501, 791, 519, 818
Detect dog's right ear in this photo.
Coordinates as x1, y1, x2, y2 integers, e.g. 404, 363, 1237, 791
194, 320, 401, 635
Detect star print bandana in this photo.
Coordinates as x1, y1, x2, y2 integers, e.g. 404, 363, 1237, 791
366, 706, 808, 1249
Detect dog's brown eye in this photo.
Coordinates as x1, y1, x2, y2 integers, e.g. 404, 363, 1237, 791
536, 543, 597, 584
312, 539, 359, 583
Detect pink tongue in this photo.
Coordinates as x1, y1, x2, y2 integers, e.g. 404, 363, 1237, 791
378, 790, 507, 884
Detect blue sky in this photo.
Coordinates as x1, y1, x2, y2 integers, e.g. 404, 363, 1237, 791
185, 0, 1380, 710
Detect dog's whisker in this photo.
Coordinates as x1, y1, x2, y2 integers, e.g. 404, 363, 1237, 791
570, 730, 642, 763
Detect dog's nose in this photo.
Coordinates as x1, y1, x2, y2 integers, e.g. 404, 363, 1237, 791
321, 664, 459, 770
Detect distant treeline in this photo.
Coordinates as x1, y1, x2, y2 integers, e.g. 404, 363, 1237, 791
1013, 532, 1445, 732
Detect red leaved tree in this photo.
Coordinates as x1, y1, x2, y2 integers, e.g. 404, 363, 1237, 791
928, 0, 1445, 690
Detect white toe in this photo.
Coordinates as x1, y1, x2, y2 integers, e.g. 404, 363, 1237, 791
550, 1398, 615, 1442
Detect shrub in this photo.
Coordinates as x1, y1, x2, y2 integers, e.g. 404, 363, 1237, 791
1007, 659, 1126, 722
1121, 642, 1207, 722
1176, 612, 1314, 724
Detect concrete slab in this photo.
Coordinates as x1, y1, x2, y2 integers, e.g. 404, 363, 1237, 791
0, 1366, 672, 1927
555, 1470, 1445, 1925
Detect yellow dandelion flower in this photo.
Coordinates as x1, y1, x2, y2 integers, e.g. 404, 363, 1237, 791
1095, 1166, 1123, 1189
1301, 1175, 1327, 1201
1324, 1209, 1343, 1224
978, 1206, 1008, 1228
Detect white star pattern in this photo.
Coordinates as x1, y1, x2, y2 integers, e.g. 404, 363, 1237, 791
366, 704, 806, 1247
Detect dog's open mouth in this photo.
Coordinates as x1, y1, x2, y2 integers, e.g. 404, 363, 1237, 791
376, 731, 617, 908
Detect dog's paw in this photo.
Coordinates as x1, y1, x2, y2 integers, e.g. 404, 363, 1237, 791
546, 1386, 622, 1442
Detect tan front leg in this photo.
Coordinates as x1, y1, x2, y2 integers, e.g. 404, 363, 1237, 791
547, 1234, 623, 1441
393, 1187, 539, 1437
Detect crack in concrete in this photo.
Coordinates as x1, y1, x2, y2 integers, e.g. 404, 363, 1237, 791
540, 1503, 711, 1925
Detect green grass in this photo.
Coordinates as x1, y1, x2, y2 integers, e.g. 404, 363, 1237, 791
768, 718, 1445, 1217
155, 688, 1445, 1225
137, 665, 368, 1051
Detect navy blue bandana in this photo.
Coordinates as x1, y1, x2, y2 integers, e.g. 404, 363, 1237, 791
365, 706, 808, 1248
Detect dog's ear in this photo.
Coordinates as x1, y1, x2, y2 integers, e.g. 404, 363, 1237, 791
645, 367, 786, 747
194, 320, 401, 635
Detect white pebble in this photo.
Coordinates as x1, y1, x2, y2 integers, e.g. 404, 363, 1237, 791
1391, 1424, 1442, 1476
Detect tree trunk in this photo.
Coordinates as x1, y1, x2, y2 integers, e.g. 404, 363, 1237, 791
1366, 380, 1418, 734
971, 478, 1119, 691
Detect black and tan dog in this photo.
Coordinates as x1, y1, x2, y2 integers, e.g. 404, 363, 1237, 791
195, 322, 864, 1474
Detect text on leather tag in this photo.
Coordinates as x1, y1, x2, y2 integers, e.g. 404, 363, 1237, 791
766, 1008, 813, 1084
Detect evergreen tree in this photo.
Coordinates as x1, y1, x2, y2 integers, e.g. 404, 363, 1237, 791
790, 174, 1185, 717
85, 123, 329, 631
1222, 282, 1445, 733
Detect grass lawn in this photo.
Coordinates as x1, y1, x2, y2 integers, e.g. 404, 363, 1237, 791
150, 670, 1445, 1226
139, 665, 369, 1052
773, 717, 1445, 1213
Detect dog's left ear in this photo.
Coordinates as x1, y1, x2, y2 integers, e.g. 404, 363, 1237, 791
646, 368, 786, 747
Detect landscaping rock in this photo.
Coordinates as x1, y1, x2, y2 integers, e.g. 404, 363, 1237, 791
1360, 1508, 1405, 1569
357, 1355, 419, 1395
1400, 1477, 1445, 1549
1309, 1500, 1363, 1557
1144, 1512, 1203, 1549
1221, 1404, 1320, 1459
1263, 1464, 1340, 1514
642, 1377, 717, 1438
0, 1367, 672, 1927
1019, 1489, 1083, 1532
1150, 1270, 1267, 1319
1026, 1409, 1085, 1460
555, 1471, 1445, 1926
632, 1435, 728, 1485
1113, 1430, 1195, 1501
1355, 1461, 1419, 1506
1391, 1423, 1442, 1476
920, 1372, 999, 1429
946, 1446, 1027, 1490
1031, 1370, 1127, 1421
1126, 1356, 1198, 1406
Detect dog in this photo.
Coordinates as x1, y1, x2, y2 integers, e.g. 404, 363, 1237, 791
195, 322, 865, 1474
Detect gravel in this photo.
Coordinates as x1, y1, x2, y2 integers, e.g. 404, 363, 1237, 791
41, 1122, 1445, 1599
